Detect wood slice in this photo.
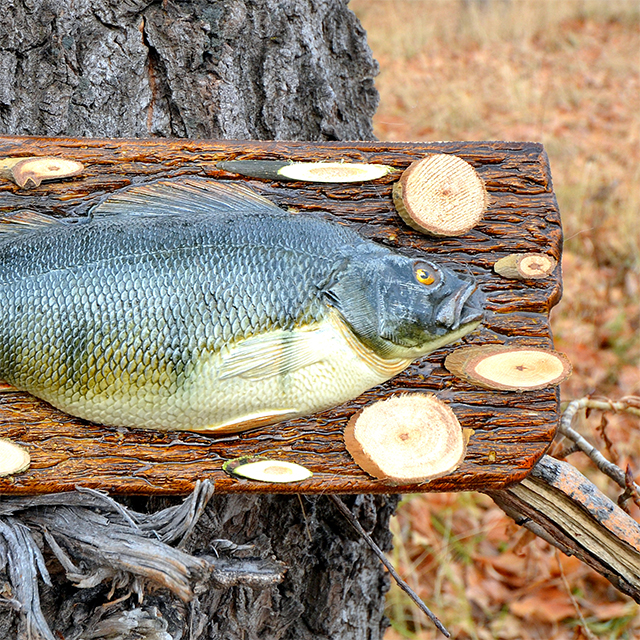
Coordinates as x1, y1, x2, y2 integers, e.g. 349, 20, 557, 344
344, 394, 469, 484
218, 160, 396, 182
1, 156, 84, 188
494, 253, 557, 280
392, 154, 488, 236
223, 457, 313, 483
277, 161, 394, 182
445, 345, 572, 391
0, 438, 30, 476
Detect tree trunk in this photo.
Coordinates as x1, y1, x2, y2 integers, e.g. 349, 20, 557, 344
0, 1, 396, 639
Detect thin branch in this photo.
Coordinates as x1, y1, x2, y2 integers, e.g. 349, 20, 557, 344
558, 396, 640, 495
329, 495, 450, 638
554, 548, 599, 640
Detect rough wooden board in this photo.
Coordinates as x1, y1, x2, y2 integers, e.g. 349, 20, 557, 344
0, 136, 562, 495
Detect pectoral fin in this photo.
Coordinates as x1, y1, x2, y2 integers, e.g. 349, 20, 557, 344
218, 328, 327, 381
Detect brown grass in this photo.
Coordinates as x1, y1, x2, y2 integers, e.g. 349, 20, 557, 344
349, 1, 640, 638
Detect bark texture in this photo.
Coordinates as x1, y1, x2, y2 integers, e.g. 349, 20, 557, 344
0, 0, 378, 141
0, 1, 394, 639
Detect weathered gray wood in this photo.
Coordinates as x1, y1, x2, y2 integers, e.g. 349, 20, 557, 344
0, 2, 397, 639
489, 455, 640, 603
0, 484, 289, 637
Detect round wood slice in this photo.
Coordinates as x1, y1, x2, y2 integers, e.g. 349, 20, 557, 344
393, 154, 487, 236
223, 457, 312, 483
344, 394, 468, 484
0, 438, 30, 476
445, 345, 572, 391
9, 157, 84, 188
494, 253, 557, 280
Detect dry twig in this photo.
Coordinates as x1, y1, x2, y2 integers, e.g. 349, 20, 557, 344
329, 495, 451, 638
558, 396, 640, 498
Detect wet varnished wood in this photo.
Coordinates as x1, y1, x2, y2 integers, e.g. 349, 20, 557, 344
0, 136, 563, 495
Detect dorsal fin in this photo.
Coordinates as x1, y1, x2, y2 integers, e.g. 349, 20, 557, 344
91, 178, 285, 219
0, 209, 69, 236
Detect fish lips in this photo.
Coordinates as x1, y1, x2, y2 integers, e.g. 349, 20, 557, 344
435, 279, 485, 331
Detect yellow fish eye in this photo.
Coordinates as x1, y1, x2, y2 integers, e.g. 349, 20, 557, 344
415, 268, 435, 285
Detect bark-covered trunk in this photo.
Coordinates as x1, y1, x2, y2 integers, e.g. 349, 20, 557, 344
0, 1, 397, 638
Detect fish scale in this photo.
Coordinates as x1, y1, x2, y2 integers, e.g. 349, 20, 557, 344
0, 179, 484, 432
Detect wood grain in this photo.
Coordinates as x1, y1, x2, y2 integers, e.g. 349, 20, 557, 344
0, 136, 563, 495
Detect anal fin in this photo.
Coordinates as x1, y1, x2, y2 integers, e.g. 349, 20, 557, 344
188, 409, 299, 434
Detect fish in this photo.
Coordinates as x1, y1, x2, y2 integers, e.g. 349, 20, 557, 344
0, 178, 484, 433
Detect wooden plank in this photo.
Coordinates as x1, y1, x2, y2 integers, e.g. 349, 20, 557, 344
0, 136, 562, 495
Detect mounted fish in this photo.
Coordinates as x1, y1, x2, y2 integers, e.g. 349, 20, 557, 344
0, 179, 484, 433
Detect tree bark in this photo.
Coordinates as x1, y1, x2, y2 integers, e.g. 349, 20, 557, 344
0, 0, 378, 141
0, 1, 395, 639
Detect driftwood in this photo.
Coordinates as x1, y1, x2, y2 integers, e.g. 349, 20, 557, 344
0, 482, 287, 638
0, 136, 562, 496
490, 455, 640, 603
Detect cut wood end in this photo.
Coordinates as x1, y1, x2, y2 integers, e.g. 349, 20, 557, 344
277, 161, 395, 183
494, 253, 557, 280
344, 394, 467, 484
445, 345, 572, 391
393, 154, 487, 236
223, 457, 312, 483
0, 438, 30, 477
6, 157, 84, 188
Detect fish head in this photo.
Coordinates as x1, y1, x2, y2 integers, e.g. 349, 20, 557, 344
326, 250, 484, 359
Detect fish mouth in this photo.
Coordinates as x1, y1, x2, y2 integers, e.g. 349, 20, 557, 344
435, 281, 485, 331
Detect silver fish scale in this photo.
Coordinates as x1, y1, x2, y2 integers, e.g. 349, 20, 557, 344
0, 209, 363, 419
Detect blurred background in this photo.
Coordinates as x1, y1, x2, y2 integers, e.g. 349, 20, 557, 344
348, 1, 640, 638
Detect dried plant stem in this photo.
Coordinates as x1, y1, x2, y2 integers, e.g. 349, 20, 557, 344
559, 396, 640, 495
554, 548, 599, 640
329, 495, 450, 638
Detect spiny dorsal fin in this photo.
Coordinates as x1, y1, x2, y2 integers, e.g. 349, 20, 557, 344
0, 209, 69, 236
91, 178, 285, 219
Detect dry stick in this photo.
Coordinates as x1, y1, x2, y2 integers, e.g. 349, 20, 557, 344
329, 495, 450, 638
217, 159, 397, 183
559, 396, 640, 496
554, 548, 599, 640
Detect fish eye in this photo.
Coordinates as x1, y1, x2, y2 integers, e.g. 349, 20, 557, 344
415, 266, 436, 286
